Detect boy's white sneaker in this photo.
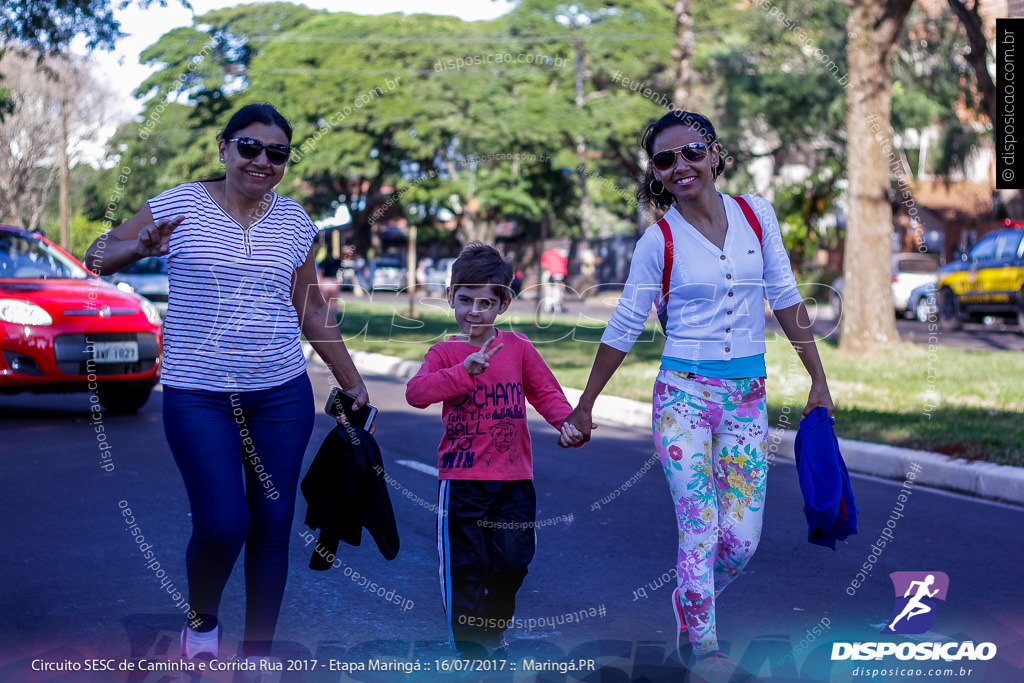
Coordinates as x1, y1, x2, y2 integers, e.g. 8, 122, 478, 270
181, 625, 219, 660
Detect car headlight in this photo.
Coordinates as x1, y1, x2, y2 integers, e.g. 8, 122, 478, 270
139, 298, 163, 326
0, 299, 54, 326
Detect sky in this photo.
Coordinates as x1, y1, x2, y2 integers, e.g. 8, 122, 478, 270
84, 0, 515, 120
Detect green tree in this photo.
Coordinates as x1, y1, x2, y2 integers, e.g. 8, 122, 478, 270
0, 70, 11, 121
892, 3, 984, 182
83, 3, 320, 225
1, 0, 187, 52
44, 211, 106, 260
87, 0, 987, 302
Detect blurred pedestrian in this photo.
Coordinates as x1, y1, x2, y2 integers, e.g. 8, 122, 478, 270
563, 110, 833, 681
317, 249, 342, 307
540, 247, 567, 313
84, 102, 370, 667
353, 253, 370, 296
416, 257, 434, 291
579, 246, 599, 294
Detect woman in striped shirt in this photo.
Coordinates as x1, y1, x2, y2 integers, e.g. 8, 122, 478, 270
85, 103, 368, 666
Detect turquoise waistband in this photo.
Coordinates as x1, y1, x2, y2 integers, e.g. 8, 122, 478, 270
660, 354, 766, 380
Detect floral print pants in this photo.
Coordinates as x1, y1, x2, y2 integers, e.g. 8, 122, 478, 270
652, 369, 769, 656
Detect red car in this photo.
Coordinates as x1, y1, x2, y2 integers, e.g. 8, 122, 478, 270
0, 225, 163, 413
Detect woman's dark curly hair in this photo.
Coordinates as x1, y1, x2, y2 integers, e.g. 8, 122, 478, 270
636, 110, 724, 211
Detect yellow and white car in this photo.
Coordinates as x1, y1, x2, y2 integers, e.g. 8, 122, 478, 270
937, 227, 1024, 332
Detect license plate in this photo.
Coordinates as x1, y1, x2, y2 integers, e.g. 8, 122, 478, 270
93, 341, 139, 364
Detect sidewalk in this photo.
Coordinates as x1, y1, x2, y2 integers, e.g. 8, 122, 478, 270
304, 344, 1024, 507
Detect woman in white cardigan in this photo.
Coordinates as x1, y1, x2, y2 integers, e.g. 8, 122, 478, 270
565, 110, 834, 678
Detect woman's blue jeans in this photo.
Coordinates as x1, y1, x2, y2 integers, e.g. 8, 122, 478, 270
163, 372, 314, 656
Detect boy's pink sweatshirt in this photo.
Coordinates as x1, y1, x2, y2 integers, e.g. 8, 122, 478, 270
405, 330, 572, 481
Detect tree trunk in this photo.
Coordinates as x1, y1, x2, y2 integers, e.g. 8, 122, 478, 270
671, 0, 694, 108
575, 36, 590, 241
59, 54, 70, 250
841, 0, 915, 354
352, 174, 384, 256
456, 197, 494, 245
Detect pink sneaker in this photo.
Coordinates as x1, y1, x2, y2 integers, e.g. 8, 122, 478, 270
671, 587, 693, 664
671, 588, 688, 637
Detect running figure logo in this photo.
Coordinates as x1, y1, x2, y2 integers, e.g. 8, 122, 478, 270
883, 571, 949, 634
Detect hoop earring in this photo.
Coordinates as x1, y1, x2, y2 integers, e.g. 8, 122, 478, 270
649, 178, 665, 196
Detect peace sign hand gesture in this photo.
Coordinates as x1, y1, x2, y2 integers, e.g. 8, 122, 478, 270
136, 215, 183, 257
463, 336, 503, 376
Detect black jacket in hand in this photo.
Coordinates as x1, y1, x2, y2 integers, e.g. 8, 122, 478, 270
300, 422, 400, 570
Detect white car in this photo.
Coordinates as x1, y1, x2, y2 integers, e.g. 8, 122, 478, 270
371, 256, 408, 291
423, 258, 455, 296
830, 253, 939, 319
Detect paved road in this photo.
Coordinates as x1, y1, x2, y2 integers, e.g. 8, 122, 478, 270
2, 366, 1022, 682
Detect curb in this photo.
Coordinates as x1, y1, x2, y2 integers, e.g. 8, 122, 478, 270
350, 350, 424, 380
764, 428, 1024, 506
303, 343, 1024, 507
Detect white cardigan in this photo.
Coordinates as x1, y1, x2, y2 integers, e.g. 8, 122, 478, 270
601, 194, 803, 361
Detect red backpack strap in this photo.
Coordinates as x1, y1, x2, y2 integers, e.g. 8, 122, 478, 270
657, 218, 673, 300
734, 195, 763, 243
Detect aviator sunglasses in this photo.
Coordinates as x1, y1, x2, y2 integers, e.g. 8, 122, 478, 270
226, 137, 292, 166
650, 142, 712, 171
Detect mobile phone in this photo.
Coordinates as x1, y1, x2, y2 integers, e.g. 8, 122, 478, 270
324, 388, 378, 431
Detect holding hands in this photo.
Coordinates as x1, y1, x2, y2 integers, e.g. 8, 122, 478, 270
563, 404, 598, 444
558, 404, 598, 448
463, 336, 503, 376
558, 420, 586, 448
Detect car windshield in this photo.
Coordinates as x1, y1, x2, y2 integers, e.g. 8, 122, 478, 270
0, 232, 91, 280
994, 232, 1023, 259
895, 256, 937, 274
968, 236, 998, 261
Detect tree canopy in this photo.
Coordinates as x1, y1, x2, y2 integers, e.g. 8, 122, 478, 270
77, 0, 988, 277
0, 0, 190, 52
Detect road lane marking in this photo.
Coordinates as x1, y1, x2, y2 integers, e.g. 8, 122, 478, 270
396, 459, 439, 477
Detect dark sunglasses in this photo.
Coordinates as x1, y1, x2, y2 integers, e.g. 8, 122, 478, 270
650, 142, 712, 171
227, 137, 291, 165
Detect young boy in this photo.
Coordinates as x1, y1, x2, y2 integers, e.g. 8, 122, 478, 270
405, 242, 583, 656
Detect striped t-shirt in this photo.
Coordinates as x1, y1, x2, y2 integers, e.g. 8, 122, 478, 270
148, 182, 319, 391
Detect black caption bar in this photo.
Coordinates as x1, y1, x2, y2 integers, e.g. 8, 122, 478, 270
997, 19, 1024, 190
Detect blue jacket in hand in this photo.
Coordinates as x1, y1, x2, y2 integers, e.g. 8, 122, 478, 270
794, 406, 858, 549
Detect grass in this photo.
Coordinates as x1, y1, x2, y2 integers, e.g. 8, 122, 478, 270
331, 299, 1024, 467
